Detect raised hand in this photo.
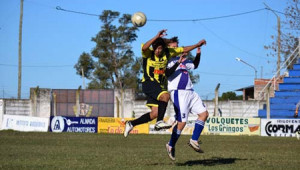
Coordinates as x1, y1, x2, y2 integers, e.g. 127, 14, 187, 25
157, 29, 167, 38
197, 39, 206, 47
178, 52, 187, 63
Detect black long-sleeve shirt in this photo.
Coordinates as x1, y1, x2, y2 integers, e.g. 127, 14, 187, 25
165, 52, 201, 77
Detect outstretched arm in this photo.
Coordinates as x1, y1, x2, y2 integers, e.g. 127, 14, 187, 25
165, 62, 179, 77
193, 47, 201, 69
142, 29, 167, 51
183, 39, 206, 53
165, 53, 186, 77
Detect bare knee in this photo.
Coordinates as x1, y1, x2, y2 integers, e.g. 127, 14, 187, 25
198, 111, 209, 121
159, 93, 170, 103
177, 121, 186, 131
150, 107, 158, 119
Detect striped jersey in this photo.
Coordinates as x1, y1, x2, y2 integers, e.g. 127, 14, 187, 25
141, 44, 184, 84
167, 57, 195, 91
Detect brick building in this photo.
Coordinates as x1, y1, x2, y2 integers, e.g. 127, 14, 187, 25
236, 76, 284, 101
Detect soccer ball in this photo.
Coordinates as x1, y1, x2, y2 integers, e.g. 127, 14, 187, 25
131, 12, 147, 27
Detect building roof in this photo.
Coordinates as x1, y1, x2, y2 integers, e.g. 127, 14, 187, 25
235, 85, 254, 91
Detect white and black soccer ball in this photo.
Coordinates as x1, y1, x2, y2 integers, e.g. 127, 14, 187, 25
131, 12, 147, 27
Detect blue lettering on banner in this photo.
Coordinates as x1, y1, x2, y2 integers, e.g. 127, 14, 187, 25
80, 118, 96, 125
30, 121, 45, 128
17, 120, 29, 126
54, 120, 61, 130
50, 116, 98, 133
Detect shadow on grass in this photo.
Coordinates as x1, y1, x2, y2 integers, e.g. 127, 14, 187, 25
176, 157, 247, 166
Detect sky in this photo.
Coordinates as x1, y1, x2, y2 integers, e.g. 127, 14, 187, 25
0, 0, 291, 99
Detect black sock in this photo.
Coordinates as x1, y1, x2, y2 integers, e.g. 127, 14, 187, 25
157, 101, 168, 122
131, 112, 151, 127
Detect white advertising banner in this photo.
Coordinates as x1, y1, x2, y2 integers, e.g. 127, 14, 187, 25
1, 115, 49, 132
261, 119, 300, 137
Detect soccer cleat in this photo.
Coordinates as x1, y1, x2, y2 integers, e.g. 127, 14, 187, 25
124, 121, 133, 137
188, 139, 204, 153
165, 143, 175, 161
154, 120, 172, 131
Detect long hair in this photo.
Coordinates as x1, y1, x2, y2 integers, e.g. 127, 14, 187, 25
152, 37, 167, 51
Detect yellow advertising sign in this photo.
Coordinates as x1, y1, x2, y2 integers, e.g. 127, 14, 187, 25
203, 117, 260, 136
98, 117, 149, 134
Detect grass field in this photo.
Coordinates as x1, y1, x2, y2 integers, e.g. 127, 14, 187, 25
0, 131, 299, 170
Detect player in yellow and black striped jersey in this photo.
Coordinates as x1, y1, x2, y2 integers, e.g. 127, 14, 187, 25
124, 29, 207, 136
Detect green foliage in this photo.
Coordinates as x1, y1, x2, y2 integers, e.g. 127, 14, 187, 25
219, 91, 243, 101
75, 10, 140, 89
186, 52, 200, 84
74, 52, 95, 79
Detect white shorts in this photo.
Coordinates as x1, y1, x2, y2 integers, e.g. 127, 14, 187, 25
170, 90, 207, 122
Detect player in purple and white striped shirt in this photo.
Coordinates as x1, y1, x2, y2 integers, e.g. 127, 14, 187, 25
165, 40, 209, 161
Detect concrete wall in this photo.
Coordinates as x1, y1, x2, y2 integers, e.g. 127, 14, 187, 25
114, 89, 135, 118
131, 100, 264, 119
120, 88, 265, 118
3, 99, 31, 116
29, 88, 51, 118
0, 88, 51, 120
0, 88, 265, 121
0, 99, 3, 128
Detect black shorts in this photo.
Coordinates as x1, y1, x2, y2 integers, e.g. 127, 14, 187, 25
142, 80, 168, 107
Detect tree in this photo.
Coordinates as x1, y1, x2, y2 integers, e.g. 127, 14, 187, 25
219, 91, 243, 101
265, 0, 300, 70
74, 10, 141, 90
74, 52, 95, 79
186, 52, 200, 84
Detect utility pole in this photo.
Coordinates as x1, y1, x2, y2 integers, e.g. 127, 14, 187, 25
214, 83, 220, 117
18, 0, 24, 99
264, 3, 281, 78
81, 67, 86, 89
277, 17, 281, 78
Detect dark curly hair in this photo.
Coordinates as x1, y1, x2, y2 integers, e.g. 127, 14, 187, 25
163, 36, 179, 45
152, 37, 167, 51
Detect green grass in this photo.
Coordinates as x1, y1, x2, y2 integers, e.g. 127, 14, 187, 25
0, 131, 299, 170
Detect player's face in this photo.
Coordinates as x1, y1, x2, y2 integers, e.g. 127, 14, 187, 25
168, 42, 178, 48
154, 45, 164, 57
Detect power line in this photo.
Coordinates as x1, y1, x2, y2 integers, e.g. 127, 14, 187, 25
55, 6, 299, 21
56, 6, 100, 17
149, 8, 266, 21
198, 21, 269, 60
56, 6, 267, 20
0, 63, 73, 68
265, 8, 300, 19
0, 63, 254, 77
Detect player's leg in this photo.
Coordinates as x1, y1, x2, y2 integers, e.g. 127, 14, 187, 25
157, 92, 170, 121
124, 101, 158, 137
124, 80, 160, 137
188, 111, 208, 152
166, 90, 189, 160
188, 91, 209, 152
155, 92, 172, 130
166, 121, 186, 160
